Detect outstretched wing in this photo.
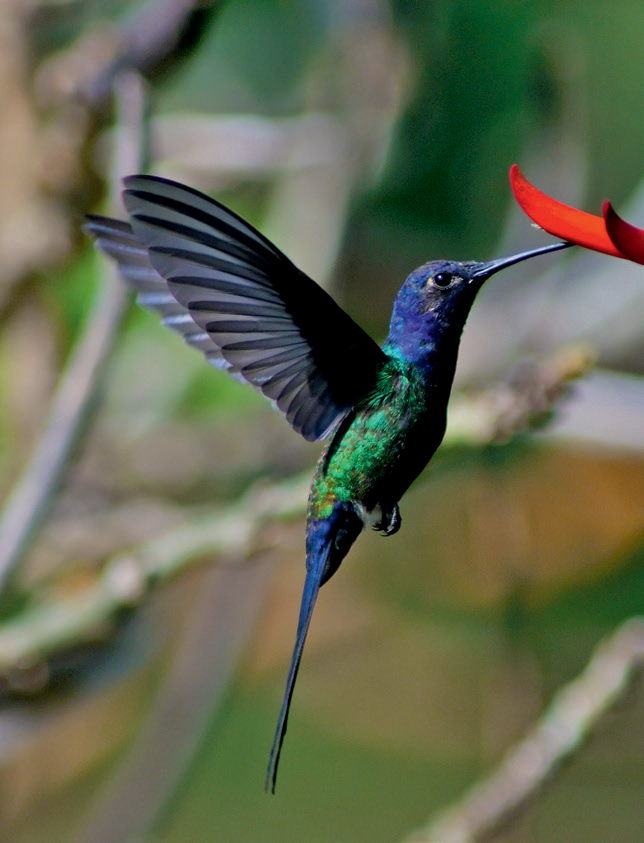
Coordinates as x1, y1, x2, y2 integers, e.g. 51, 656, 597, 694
86, 176, 386, 441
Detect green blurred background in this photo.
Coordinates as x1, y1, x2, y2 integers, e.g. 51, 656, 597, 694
0, 1, 642, 841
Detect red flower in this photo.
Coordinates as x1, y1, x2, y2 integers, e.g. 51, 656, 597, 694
602, 200, 644, 264
509, 164, 644, 265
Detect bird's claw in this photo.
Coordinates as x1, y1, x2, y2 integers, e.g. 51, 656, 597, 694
373, 502, 401, 536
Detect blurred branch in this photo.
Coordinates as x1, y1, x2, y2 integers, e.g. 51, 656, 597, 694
36, 0, 221, 109
0, 72, 148, 599
403, 616, 644, 843
0, 474, 310, 684
72, 560, 273, 843
446, 344, 595, 445
0, 347, 591, 679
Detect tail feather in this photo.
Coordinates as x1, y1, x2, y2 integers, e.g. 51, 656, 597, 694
265, 502, 362, 793
264, 552, 324, 794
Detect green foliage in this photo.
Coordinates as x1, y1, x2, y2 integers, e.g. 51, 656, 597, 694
160, 0, 329, 114
342, 0, 644, 328
38, 247, 98, 351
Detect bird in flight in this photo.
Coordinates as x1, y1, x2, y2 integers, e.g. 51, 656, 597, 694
86, 175, 568, 792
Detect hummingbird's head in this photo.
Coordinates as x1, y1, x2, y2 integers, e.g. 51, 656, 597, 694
413, 240, 570, 316
386, 242, 569, 364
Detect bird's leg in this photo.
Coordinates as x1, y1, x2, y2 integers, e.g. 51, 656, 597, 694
373, 501, 401, 536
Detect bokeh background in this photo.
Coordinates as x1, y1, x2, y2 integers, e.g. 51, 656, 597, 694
0, 2, 642, 841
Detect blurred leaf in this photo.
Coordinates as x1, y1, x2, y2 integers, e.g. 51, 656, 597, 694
160, 0, 329, 114
38, 247, 98, 350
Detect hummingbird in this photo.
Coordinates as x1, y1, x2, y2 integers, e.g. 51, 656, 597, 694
85, 176, 568, 792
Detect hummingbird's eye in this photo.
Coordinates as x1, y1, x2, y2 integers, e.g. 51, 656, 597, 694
433, 271, 453, 288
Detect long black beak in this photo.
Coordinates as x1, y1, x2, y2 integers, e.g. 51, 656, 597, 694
472, 241, 571, 281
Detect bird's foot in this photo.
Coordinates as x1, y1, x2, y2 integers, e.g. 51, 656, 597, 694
373, 502, 401, 537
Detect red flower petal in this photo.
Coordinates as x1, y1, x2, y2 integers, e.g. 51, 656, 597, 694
510, 164, 626, 260
603, 201, 644, 265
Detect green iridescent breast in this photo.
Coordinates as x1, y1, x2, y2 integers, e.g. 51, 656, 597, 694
308, 356, 446, 521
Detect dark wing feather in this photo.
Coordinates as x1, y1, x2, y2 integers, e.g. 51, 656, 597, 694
86, 175, 386, 441
83, 215, 242, 379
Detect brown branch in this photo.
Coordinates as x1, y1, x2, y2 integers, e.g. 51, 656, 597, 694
446, 344, 595, 446
0, 474, 310, 684
403, 616, 644, 843
0, 72, 148, 598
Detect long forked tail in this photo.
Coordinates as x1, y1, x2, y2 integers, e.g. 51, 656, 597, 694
264, 554, 323, 794
265, 503, 362, 793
